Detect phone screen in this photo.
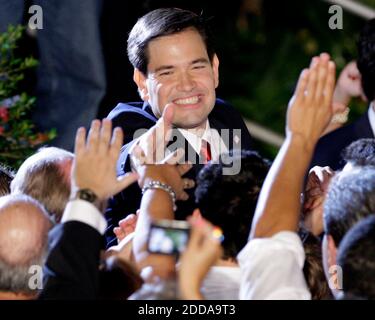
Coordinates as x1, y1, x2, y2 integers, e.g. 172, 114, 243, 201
147, 221, 190, 255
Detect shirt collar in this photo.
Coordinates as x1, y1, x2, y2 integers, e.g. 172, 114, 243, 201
177, 120, 211, 155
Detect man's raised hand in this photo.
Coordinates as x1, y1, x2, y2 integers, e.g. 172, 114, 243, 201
287, 53, 336, 150
72, 119, 138, 201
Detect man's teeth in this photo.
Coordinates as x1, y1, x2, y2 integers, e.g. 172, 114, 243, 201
174, 96, 199, 105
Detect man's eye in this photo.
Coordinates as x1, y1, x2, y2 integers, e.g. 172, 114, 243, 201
159, 71, 173, 76
193, 65, 206, 70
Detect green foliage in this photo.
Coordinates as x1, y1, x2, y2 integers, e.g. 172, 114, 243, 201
0, 25, 56, 169
216, 0, 370, 158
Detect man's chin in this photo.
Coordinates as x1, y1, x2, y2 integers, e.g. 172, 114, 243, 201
172, 119, 207, 130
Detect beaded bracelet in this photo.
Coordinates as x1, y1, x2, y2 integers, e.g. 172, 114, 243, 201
142, 180, 177, 212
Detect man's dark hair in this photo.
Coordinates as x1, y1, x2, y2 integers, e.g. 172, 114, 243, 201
299, 229, 332, 300
323, 166, 375, 247
342, 138, 375, 167
195, 150, 270, 260
99, 256, 143, 299
127, 8, 215, 75
357, 18, 375, 102
0, 164, 14, 197
337, 215, 375, 299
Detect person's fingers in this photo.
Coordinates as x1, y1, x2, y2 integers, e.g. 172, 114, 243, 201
87, 120, 101, 151
192, 209, 203, 220
314, 57, 328, 103
150, 104, 175, 160
293, 68, 310, 104
347, 61, 360, 77
116, 172, 139, 193
113, 227, 123, 235
119, 214, 137, 224
305, 61, 319, 105
98, 118, 112, 154
319, 52, 330, 62
74, 127, 86, 156
186, 221, 204, 249
162, 103, 174, 131
119, 215, 137, 230
161, 148, 185, 164
109, 127, 124, 160
324, 61, 336, 107
309, 56, 319, 68
113, 227, 126, 241
182, 178, 195, 190
131, 144, 146, 167
177, 163, 193, 176
179, 191, 189, 201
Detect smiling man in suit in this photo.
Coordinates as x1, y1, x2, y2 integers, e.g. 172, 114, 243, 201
105, 8, 252, 246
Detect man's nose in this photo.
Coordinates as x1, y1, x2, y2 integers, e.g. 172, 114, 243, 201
177, 72, 195, 92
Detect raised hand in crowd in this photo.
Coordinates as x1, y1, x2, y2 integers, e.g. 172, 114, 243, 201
322, 61, 367, 136
178, 215, 223, 300
130, 104, 182, 166
237, 53, 336, 300
334, 61, 367, 108
113, 211, 139, 243
252, 52, 336, 238
40, 119, 139, 300
72, 119, 138, 202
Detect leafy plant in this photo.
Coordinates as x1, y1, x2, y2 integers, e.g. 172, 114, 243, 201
0, 25, 56, 169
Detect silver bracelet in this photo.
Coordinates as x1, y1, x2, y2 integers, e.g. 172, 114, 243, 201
142, 180, 177, 212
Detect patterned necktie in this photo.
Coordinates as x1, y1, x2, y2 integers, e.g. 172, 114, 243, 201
200, 139, 212, 164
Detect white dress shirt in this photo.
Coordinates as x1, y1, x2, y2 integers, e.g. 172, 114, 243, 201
237, 231, 311, 300
61, 199, 107, 235
178, 120, 228, 162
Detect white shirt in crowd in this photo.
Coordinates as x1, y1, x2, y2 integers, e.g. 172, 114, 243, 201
201, 266, 241, 300
61, 199, 107, 234
237, 231, 311, 300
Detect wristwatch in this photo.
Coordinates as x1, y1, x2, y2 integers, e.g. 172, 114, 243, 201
71, 188, 101, 209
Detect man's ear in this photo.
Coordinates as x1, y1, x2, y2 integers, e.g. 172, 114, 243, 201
327, 234, 338, 268
133, 69, 149, 101
212, 54, 220, 89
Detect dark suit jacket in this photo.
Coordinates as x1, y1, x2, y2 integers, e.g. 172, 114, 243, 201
310, 111, 374, 171
39, 221, 103, 299
105, 98, 253, 246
